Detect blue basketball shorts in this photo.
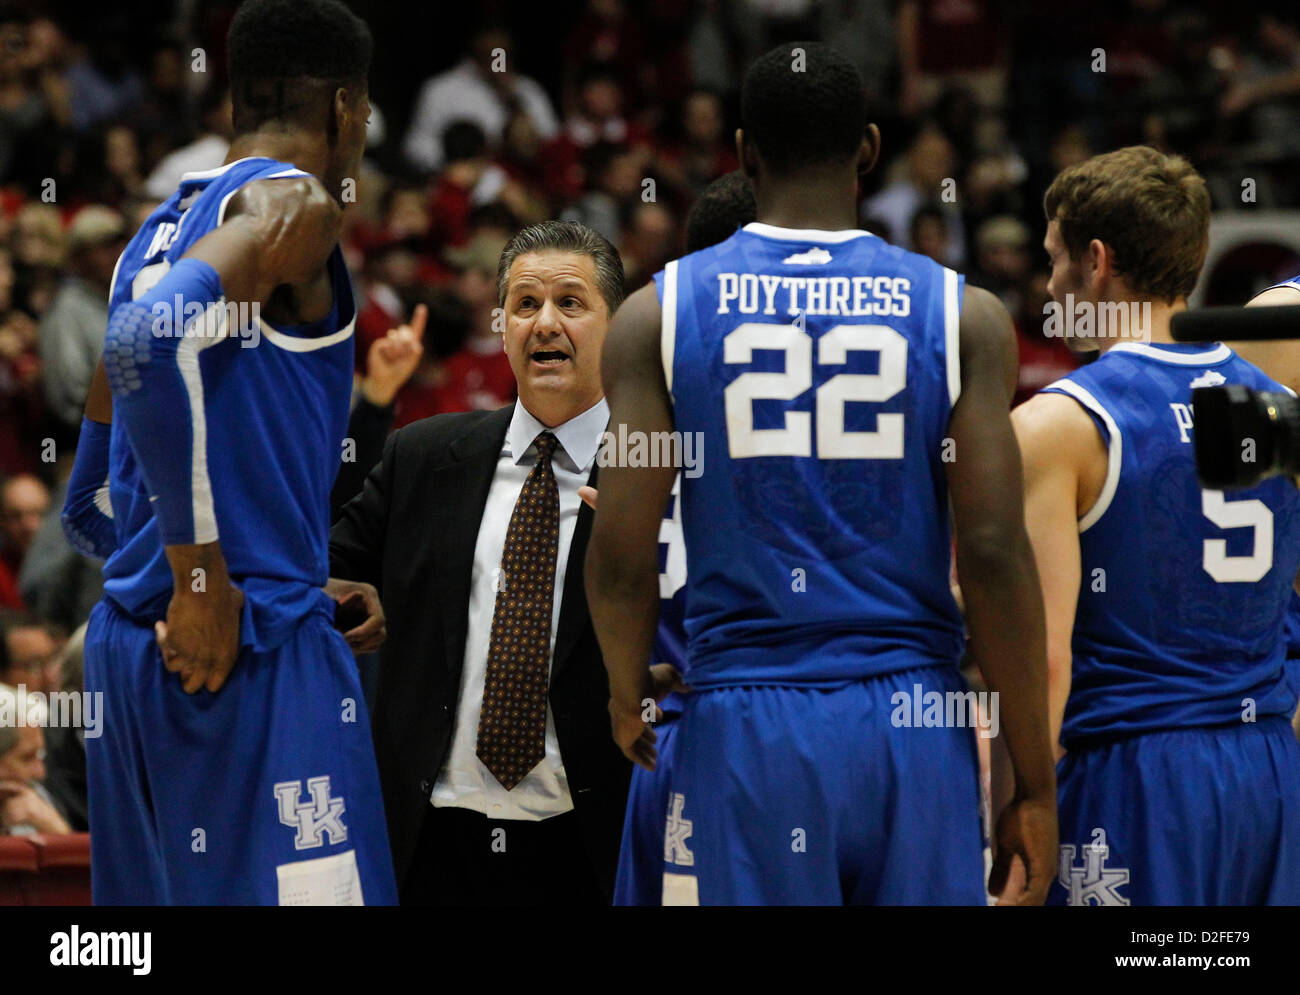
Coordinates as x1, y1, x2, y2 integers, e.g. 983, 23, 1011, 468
84, 597, 398, 905
659, 664, 988, 905
1050, 716, 1300, 906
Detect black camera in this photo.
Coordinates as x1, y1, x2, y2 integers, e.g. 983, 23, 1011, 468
1192, 385, 1300, 489
1172, 304, 1300, 489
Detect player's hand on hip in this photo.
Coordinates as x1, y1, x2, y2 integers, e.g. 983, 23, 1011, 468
323, 577, 387, 655
989, 794, 1058, 906
648, 662, 690, 700
156, 579, 245, 695
609, 697, 659, 771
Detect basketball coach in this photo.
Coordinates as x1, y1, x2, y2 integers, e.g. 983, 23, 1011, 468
329, 220, 631, 905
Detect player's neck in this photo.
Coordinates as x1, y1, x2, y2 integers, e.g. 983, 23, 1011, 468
1092, 297, 1187, 355
754, 175, 860, 233
225, 130, 328, 181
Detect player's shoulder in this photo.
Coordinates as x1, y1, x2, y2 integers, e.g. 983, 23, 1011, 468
222, 168, 338, 228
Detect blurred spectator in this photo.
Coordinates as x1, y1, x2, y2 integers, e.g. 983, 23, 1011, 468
969, 215, 1033, 317
1012, 270, 1081, 407
0, 8, 68, 194
656, 87, 737, 203
427, 233, 516, 415
0, 244, 42, 477
863, 124, 965, 265
428, 120, 538, 249
355, 237, 425, 373
40, 622, 87, 831
561, 64, 646, 152
908, 204, 952, 267
562, 0, 648, 114
621, 200, 677, 287
0, 475, 48, 609
1221, 12, 1300, 159
38, 206, 125, 432
898, 0, 1008, 115
562, 141, 647, 244
19, 472, 102, 634
143, 86, 233, 201
0, 611, 60, 693
0, 682, 70, 835
60, 12, 143, 133
404, 24, 559, 174
498, 109, 582, 210
820, 0, 895, 101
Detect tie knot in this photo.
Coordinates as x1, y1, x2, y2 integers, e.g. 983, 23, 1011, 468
533, 431, 558, 464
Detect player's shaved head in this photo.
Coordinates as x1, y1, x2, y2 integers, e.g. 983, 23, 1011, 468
227, 0, 372, 134
685, 171, 757, 253
740, 42, 868, 178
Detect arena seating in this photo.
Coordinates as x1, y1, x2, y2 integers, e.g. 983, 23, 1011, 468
0, 833, 91, 906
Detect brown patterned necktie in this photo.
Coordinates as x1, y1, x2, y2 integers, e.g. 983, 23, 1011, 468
476, 431, 561, 790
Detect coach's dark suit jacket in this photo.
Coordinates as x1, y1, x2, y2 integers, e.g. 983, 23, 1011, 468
328, 404, 631, 900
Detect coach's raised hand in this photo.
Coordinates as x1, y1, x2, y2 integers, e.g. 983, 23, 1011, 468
156, 544, 245, 694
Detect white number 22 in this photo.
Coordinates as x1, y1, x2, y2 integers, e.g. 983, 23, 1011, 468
723, 322, 907, 460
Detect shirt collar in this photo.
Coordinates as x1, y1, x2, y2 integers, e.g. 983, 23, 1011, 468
506, 397, 610, 473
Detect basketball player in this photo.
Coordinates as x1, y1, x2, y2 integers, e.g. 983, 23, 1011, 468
606, 171, 755, 906
586, 43, 1057, 905
64, 0, 397, 905
1014, 146, 1300, 904
1226, 275, 1300, 743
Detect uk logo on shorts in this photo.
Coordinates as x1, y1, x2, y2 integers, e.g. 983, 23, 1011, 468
1058, 841, 1130, 906
664, 792, 695, 867
274, 776, 348, 850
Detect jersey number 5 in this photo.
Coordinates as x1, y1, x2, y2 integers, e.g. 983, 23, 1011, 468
723, 322, 907, 459
1202, 489, 1272, 583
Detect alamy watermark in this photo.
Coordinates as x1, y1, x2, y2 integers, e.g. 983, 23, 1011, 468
0, 684, 103, 739
598, 424, 704, 479
150, 296, 262, 349
890, 684, 999, 739
1043, 294, 1151, 342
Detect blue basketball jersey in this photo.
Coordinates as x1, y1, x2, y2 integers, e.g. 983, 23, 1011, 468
657, 221, 964, 688
1043, 341, 1300, 744
1266, 275, 1300, 664
653, 473, 688, 715
101, 157, 355, 650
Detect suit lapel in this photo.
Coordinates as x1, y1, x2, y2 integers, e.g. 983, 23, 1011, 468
552, 463, 598, 682
435, 406, 513, 681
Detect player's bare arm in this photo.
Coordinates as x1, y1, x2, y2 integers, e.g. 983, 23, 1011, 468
1226, 284, 1300, 394
110, 175, 342, 694
945, 284, 1058, 905
585, 282, 678, 770
1011, 392, 1107, 752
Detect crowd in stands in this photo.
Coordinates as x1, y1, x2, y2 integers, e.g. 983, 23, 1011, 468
1, 0, 1298, 834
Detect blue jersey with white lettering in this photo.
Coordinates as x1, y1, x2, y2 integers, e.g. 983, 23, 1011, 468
101, 157, 355, 650
653, 474, 688, 715
1043, 342, 1300, 744
657, 221, 965, 687
1265, 275, 1300, 664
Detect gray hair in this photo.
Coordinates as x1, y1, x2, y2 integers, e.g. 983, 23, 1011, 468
496, 220, 626, 315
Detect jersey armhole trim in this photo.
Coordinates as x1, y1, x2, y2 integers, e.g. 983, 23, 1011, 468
661, 259, 678, 399
944, 267, 960, 407
1042, 379, 1121, 533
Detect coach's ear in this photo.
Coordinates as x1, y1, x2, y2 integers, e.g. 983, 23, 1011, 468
857, 125, 881, 178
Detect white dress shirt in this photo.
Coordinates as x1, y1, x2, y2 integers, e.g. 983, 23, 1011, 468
432, 397, 609, 820
403, 60, 559, 174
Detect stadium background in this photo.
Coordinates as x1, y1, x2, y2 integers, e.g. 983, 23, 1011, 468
0, 0, 1298, 878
